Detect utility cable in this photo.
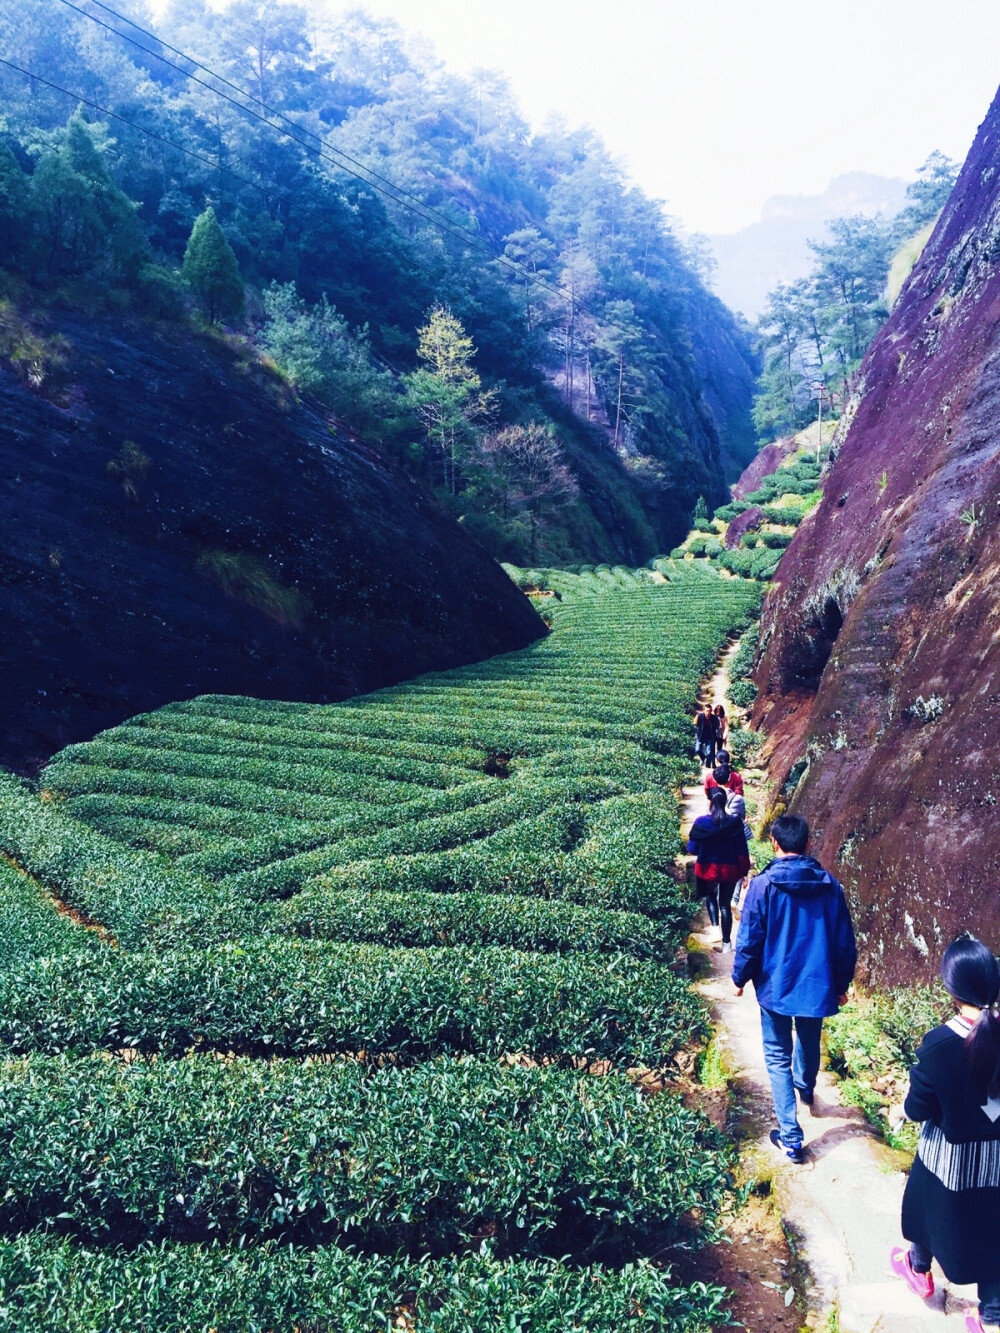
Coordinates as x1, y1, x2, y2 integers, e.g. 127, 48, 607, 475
61, 0, 494, 250
52, 0, 585, 310
0, 54, 269, 196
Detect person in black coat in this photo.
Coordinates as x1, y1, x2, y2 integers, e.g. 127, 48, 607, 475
694, 703, 717, 768
890, 935, 1000, 1333
687, 787, 750, 953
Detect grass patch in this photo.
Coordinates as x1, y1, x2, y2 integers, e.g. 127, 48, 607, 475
196, 549, 313, 627
825, 984, 951, 1150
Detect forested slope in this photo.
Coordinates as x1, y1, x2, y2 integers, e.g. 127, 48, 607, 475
0, 306, 543, 772
753, 81, 1000, 985
0, 0, 756, 560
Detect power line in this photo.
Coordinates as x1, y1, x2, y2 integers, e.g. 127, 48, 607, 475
52, 0, 585, 311
2, 10, 641, 348
0, 53, 269, 195
63, 0, 492, 249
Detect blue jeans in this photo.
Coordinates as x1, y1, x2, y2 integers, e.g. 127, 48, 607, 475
759, 1007, 824, 1149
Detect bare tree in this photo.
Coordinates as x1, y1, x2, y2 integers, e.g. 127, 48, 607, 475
477, 424, 579, 561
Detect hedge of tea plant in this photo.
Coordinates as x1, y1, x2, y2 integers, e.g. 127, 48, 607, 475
0, 561, 760, 1327
0, 1055, 731, 1249
0, 1238, 729, 1333
0, 938, 707, 1063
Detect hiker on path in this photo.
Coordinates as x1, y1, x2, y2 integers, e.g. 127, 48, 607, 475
713, 704, 728, 751
694, 703, 717, 768
725, 792, 754, 909
705, 756, 744, 798
732, 813, 856, 1163
890, 935, 1000, 1333
687, 788, 750, 954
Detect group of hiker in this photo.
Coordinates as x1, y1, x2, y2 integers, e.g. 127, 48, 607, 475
688, 703, 1000, 1333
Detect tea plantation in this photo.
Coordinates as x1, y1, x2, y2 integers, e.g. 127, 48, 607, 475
0, 560, 760, 1331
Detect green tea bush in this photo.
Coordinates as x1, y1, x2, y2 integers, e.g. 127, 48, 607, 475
713, 501, 749, 522
0, 859, 102, 966
729, 623, 760, 681
52, 740, 429, 805
12, 564, 763, 1323
717, 548, 753, 577
728, 680, 757, 709
229, 780, 613, 899
763, 504, 808, 526
282, 887, 672, 955
0, 1055, 731, 1250
0, 1237, 728, 1333
0, 772, 231, 948
0, 939, 707, 1064
725, 726, 761, 769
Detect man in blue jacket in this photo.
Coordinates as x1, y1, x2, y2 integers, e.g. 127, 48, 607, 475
732, 813, 857, 1164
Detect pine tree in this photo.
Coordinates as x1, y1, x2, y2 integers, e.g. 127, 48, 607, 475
403, 306, 495, 491
0, 143, 29, 270
182, 208, 244, 324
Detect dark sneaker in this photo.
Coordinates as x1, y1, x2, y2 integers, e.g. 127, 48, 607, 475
796, 1087, 814, 1106
770, 1129, 804, 1163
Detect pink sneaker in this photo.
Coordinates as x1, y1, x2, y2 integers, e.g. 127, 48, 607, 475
890, 1247, 934, 1299
967, 1313, 1000, 1332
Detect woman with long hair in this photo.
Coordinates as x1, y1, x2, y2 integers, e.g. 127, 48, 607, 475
686, 787, 750, 954
890, 934, 1000, 1332
713, 703, 728, 750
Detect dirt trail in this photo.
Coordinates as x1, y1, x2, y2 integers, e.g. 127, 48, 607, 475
683, 643, 977, 1332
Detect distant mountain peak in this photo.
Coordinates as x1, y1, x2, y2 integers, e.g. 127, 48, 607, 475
709, 172, 909, 318
760, 172, 908, 224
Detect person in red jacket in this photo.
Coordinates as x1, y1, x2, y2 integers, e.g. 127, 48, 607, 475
705, 758, 744, 797
687, 788, 751, 954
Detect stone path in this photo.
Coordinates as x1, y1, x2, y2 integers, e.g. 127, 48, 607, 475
683, 644, 977, 1332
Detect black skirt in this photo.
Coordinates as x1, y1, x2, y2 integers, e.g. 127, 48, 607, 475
902, 1135, 1000, 1284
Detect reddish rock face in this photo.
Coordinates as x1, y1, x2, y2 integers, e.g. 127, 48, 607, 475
732, 437, 798, 500
753, 84, 1000, 987
724, 506, 765, 549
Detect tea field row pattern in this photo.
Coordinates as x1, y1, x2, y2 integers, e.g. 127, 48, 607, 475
0, 559, 761, 1331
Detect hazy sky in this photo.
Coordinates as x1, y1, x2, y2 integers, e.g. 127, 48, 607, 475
329, 0, 1000, 236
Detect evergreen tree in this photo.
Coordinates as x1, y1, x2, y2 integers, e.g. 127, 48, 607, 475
182, 208, 245, 324
28, 110, 144, 278
260, 282, 402, 442
0, 143, 29, 270
896, 151, 959, 235
403, 305, 495, 491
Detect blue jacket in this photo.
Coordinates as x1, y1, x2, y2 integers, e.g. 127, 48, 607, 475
732, 854, 857, 1017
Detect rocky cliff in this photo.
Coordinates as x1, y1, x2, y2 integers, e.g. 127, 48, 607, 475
753, 86, 1000, 985
0, 307, 544, 773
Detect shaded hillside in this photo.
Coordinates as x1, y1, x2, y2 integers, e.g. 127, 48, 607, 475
687, 289, 760, 480
0, 306, 543, 773
753, 85, 1000, 984
0, 0, 756, 557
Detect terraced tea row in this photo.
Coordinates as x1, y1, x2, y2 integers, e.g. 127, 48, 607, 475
0, 1239, 728, 1332
0, 1055, 729, 1249
44, 566, 759, 936
0, 561, 761, 1331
